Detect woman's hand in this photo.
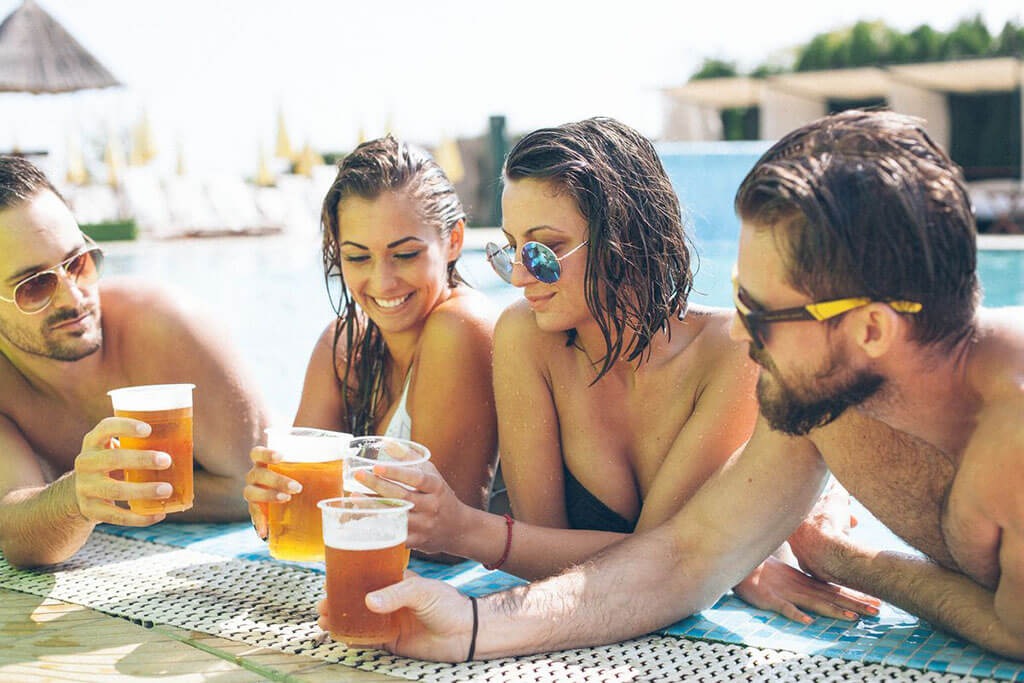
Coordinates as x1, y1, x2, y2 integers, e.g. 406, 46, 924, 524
355, 459, 470, 556
242, 446, 301, 540
734, 555, 881, 624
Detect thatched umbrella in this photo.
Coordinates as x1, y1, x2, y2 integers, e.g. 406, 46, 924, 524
0, 0, 120, 94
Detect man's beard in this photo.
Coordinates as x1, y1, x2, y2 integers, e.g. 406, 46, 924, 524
0, 305, 102, 362
750, 343, 884, 436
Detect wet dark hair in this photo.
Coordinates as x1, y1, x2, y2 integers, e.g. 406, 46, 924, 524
321, 135, 467, 435
504, 117, 693, 381
0, 155, 62, 211
735, 109, 978, 349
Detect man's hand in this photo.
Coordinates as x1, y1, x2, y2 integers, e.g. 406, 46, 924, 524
316, 573, 474, 662
74, 417, 172, 526
788, 480, 861, 584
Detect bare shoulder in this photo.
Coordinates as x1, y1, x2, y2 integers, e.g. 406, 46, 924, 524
421, 288, 498, 347
968, 307, 1024, 402
99, 277, 186, 328
99, 277, 235, 372
676, 305, 755, 383
494, 298, 564, 358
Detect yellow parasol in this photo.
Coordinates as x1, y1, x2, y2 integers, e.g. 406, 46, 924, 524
293, 141, 323, 178
434, 136, 465, 184
129, 110, 157, 166
65, 133, 88, 185
275, 108, 293, 160
103, 133, 124, 187
255, 147, 275, 186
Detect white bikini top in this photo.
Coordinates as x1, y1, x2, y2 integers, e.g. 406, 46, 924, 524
383, 366, 413, 440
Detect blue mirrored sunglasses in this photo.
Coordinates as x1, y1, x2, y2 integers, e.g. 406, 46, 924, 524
484, 240, 588, 284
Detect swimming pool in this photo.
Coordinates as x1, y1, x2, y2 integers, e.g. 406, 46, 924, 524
102, 234, 1022, 420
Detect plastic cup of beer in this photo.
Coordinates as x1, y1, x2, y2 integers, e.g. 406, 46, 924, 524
319, 497, 413, 645
107, 384, 195, 515
343, 436, 430, 496
264, 427, 351, 562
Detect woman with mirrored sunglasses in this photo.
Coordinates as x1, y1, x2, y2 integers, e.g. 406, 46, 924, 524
366, 118, 875, 623
243, 137, 499, 561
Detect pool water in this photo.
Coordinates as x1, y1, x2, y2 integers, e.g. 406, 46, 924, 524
101, 235, 1022, 420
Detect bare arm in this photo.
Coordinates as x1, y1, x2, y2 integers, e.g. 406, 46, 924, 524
126, 286, 269, 522
365, 418, 830, 660
796, 532, 1024, 659
474, 421, 829, 657
0, 416, 171, 568
635, 316, 758, 530
0, 416, 91, 568
996, 531, 1024, 639
293, 321, 348, 431
484, 302, 624, 576
409, 302, 497, 512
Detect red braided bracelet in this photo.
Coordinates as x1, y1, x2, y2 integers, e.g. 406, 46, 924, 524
483, 513, 514, 571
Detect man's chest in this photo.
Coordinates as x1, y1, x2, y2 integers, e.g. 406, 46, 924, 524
0, 376, 122, 477
814, 412, 959, 569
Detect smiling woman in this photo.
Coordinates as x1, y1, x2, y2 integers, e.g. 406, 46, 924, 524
243, 137, 500, 549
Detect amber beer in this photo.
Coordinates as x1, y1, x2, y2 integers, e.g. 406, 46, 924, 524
319, 498, 413, 645
264, 427, 350, 562
108, 384, 195, 515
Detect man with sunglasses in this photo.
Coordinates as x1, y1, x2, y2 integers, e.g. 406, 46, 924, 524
349, 110, 1024, 662
0, 156, 267, 568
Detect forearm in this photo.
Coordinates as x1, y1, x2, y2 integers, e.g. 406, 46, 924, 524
0, 473, 95, 568
824, 542, 1024, 659
452, 506, 626, 580
470, 523, 718, 658
174, 469, 248, 522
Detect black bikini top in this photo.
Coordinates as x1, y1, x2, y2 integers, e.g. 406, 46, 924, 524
563, 466, 636, 534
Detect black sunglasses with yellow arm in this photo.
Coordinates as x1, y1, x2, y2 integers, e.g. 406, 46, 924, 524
731, 273, 922, 350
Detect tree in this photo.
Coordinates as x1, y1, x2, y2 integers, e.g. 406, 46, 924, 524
942, 15, 992, 59
796, 34, 834, 71
693, 16, 1023, 79
848, 21, 882, 66
690, 59, 738, 81
995, 21, 1024, 56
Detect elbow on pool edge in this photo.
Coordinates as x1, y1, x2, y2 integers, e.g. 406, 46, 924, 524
993, 597, 1024, 658
0, 538, 75, 570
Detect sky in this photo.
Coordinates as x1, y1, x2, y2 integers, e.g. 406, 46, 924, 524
1, 0, 1020, 176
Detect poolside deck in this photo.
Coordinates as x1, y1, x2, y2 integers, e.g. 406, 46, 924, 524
0, 587, 395, 681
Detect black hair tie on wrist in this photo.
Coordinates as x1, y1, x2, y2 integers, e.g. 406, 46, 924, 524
467, 596, 479, 662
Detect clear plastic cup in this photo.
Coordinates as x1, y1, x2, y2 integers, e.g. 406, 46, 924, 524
343, 436, 431, 495
318, 497, 413, 645
263, 427, 352, 561
107, 384, 196, 514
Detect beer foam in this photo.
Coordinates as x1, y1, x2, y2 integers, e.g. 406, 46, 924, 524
323, 534, 407, 551
266, 428, 352, 463
323, 515, 407, 550
108, 384, 195, 411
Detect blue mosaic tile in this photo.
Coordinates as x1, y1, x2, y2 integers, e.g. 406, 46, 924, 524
92, 524, 1024, 681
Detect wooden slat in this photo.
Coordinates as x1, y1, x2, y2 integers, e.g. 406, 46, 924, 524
0, 588, 399, 681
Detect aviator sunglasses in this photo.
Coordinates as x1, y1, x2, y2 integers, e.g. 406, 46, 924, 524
731, 272, 922, 350
485, 240, 588, 284
0, 239, 105, 314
